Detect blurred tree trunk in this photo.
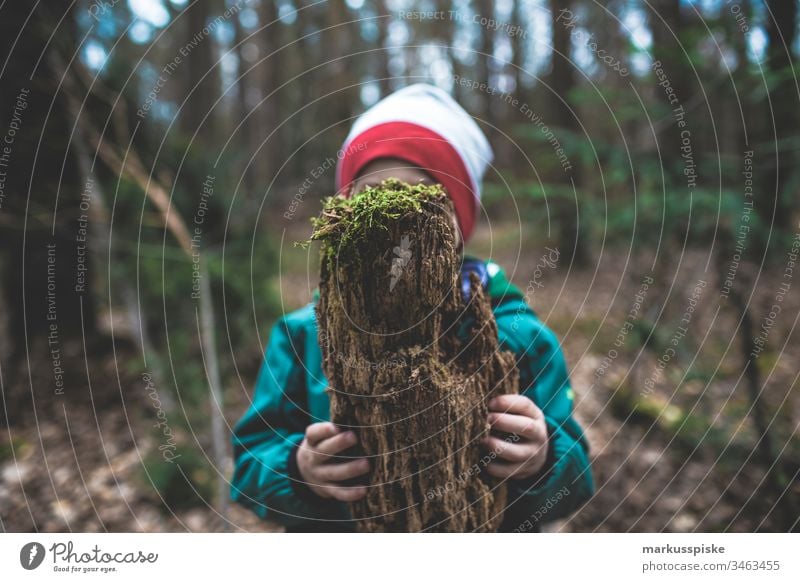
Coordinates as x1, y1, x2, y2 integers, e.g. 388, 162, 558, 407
0, 2, 101, 427
178, 0, 221, 243
511, 0, 526, 101
549, 0, 588, 265
254, 0, 280, 189
502, 0, 527, 171
323, 0, 356, 148
278, 11, 305, 180
725, 0, 751, 155
376, 0, 392, 97
0, 2, 96, 353
295, 2, 329, 175
182, 0, 221, 144
715, 233, 798, 531
650, 0, 701, 249
476, 0, 495, 124
650, 0, 689, 170
437, 0, 463, 102
234, 13, 256, 197
761, 0, 797, 236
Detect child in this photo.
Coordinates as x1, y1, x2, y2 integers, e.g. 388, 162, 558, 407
231, 84, 594, 532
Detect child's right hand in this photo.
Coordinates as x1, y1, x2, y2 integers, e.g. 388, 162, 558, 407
296, 422, 370, 502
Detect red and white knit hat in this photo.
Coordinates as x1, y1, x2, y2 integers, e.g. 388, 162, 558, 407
335, 83, 493, 242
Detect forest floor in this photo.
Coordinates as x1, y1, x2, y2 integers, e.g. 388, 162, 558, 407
2, 218, 798, 532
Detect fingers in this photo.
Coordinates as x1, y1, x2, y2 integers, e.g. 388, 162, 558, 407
305, 422, 340, 445
488, 412, 546, 442
327, 485, 367, 502
485, 460, 528, 480
483, 435, 539, 463
316, 458, 370, 482
315, 430, 358, 457
488, 394, 541, 418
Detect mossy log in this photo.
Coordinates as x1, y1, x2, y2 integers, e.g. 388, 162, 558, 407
313, 180, 519, 532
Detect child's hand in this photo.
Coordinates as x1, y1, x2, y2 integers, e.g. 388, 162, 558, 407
296, 422, 370, 502
482, 395, 549, 480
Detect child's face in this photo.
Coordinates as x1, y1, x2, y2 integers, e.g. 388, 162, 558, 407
350, 158, 462, 249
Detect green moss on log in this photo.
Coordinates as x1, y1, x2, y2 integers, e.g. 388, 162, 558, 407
311, 179, 448, 269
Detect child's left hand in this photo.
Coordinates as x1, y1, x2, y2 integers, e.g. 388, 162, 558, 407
482, 394, 549, 480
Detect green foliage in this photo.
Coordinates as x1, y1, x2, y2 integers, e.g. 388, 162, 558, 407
609, 380, 738, 457
485, 129, 778, 255
213, 234, 283, 349
610, 381, 686, 430
139, 447, 216, 512
103, 144, 282, 401
0, 435, 28, 463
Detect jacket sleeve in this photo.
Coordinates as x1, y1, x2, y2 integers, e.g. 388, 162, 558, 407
230, 315, 343, 526
495, 299, 595, 525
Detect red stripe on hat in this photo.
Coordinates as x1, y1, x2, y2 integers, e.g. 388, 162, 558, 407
337, 121, 478, 241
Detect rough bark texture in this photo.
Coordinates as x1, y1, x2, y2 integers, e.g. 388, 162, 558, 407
312, 180, 519, 532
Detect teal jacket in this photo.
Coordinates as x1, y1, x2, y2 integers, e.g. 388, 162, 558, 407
231, 259, 594, 531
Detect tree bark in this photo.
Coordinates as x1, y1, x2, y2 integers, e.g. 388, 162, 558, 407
0, 2, 97, 389
254, 0, 280, 188
762, 0, 797, 235
181, 0, 221, 143
476, 0, 495, 124
314, 181, 519, 532
549, 0, 588, 264
376, 0, 392, 98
